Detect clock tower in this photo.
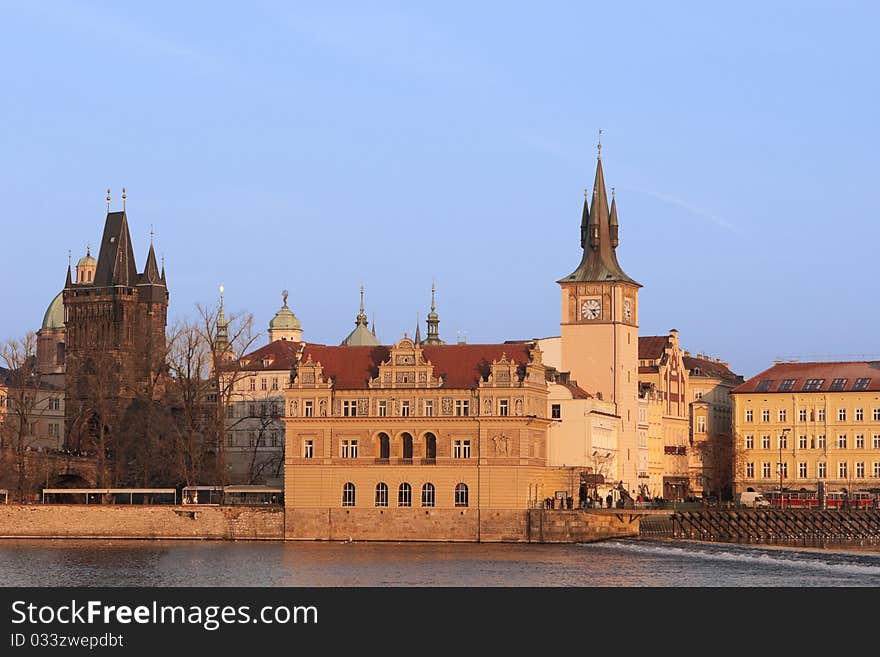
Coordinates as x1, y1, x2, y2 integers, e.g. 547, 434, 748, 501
558, 145, 641, 490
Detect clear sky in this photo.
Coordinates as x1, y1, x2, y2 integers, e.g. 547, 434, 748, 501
2, 1, 878, 379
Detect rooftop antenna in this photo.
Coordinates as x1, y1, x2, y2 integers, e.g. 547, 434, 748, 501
122, 187, 127, 211
597, 128, 603, 160
106, 188, 111, 212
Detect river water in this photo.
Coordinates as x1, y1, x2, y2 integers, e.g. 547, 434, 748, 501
1, 538, 878, 587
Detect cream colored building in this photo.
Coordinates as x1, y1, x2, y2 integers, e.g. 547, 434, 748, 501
684, 353, 742, 500
732, 361, 880, 498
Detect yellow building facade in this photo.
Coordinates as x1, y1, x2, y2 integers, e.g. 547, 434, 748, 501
280, 150, 644, 539
732, 361, 880, 498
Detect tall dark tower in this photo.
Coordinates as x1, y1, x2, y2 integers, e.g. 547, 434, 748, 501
63, 193, 169, 456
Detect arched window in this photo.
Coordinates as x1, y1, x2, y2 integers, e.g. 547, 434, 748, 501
455, 482, 469, 508
424, 433, 437, 461
378, 433, 390, 460
342, 482, 356, 507
375, 482, 389, 507
401, 432, 413, 460
398, 483, 412, 507
421, 483, 435, 508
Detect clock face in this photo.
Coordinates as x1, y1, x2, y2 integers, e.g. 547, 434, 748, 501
581, 298, 601, 320
624, 299, 632, 321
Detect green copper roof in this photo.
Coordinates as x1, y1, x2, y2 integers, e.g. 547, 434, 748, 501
42, 291, 64, 330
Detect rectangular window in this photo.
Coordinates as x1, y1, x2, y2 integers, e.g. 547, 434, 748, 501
798, 409, 807, 422
745, 435, 754, 449
838, 408, 847, 422
778, 379, 795, 392
778, 433, 788, 449
778, 409, 787, 422
762, 463, 771, 478
378, 400, 387, 417
424, 400, 433, 417
49, 397, 61, 411
854, 377, 870, 390
695, 391, 702, 399
837, 434, 847, 449
249, 378, 256, 391
838, 462, 848, 479
48, 423, 60, 438
779, 462, 788, 478
818, 434, 826, 448
761, 435, 770, 449
856, 434, 865, 449
272, 378, 279, 391
455, 400, 469, 417
874, 409, 880, 422
874, 434, 880, 450
755, 380, 773, 392
696, 417, 706, 433
761, 409, 770, 422
855, 408, 864, 422
499, 399, 509, 417
303, 440, 314, 458
830, 378, 847, 391
341, 440, 358, 459
551, 404, 561, 420
798, 462, 807, 478
746, 463, 755, 478
817, 462, 826, 478
803, 379, 824, 392
745, 409, 754, 423
304, 401, 314, 417
874, 462, 880, 478
818, 408, 825, 421
856, 462, 865, 478
343, 400, 358, 417
453, 440, 471, 459
401, 400, 410, 417
798, 435, 807, 449
261, 378, 267, 391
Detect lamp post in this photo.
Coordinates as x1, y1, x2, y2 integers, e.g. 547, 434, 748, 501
778, 428, 791, 509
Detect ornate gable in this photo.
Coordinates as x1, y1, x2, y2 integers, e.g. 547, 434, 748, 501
369, 334, 442, 389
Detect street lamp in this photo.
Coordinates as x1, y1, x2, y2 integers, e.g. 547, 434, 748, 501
778, 428, 791, 509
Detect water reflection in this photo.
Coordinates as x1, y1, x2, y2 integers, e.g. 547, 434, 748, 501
1, 539, 878, 587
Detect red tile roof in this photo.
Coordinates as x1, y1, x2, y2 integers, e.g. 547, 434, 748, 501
638, 336, 668, 360
562, 382, 593, 399
239, 341, 534, 390
732, 361, 880, 394
683, 355, 741, 383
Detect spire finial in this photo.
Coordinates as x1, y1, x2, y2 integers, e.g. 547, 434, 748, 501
597, 129, 602, 160
359, 284, 365, 314
219, 284, 224, 302
612, 186, 615, 199
68, 250, 72, 267
161, 254, 165, 270
106, 188, 111, 212
86, 241, 91, 257
431, 280, 436, 312
149, 223, 154, 245
282, 289, 289, 307
122, 187, 127, 211
372, 312, 376, 337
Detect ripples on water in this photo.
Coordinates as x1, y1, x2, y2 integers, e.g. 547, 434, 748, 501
0, 538, 878, 587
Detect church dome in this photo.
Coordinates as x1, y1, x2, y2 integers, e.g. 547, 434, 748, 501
77, 252, 97, 268
268, 290, 301, 331
41, 291, 65, 330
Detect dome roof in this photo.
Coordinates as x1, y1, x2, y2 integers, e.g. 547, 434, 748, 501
77, 253, 97, 268
269, 306, 302, 331
41, 291, 65, 330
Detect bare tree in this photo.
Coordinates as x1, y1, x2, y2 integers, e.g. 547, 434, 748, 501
0, 333, 49, 501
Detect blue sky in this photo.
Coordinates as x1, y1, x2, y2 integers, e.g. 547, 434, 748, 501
2, 1, 878, 378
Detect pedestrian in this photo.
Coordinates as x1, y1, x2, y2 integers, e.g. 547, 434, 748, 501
606, 493, 613, 509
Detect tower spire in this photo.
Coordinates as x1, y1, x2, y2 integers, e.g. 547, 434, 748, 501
106, 189, 111, 213
216, 284, 229, 355
414, 313, 421, 345
122, 187, 127, 211
609, 186, 619, 248
424, 280, 444, 345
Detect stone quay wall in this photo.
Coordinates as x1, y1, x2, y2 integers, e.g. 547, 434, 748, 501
0, 505, 284, 540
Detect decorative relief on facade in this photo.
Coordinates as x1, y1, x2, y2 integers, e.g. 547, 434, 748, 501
332, 399, 341, 416
319, 399, 327, 417
418, 372, 427, 383
395, 355, 415, 366
290, 400, 297, 417
394, 399, 400, 415
441, 397, 453, 415
492, 434, 511, 455
395, 371, 415, 384
515, 398, 523, 416
357, 398, 369, 416
384, 373, 392, 383
483, 398, 492, 415
302, 372, 315, 384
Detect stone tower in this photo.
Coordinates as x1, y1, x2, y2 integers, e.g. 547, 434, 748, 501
558, 146, 641, 491
62, 204, 169, 451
